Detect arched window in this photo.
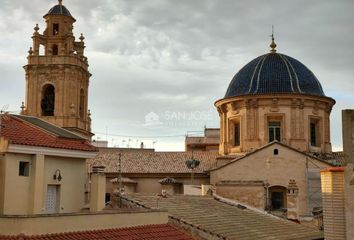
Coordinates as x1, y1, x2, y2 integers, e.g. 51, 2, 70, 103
41, 84, 55, 116
268, 186, 287, 211
53, 23, 59, 35
52, 44, 58, 55
79, 89, 85, 119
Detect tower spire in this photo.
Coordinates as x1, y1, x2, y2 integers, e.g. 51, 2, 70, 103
270, 25, 277, 53
58, 0, 63, 5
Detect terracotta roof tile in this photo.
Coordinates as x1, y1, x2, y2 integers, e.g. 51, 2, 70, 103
0, 224, 194, 240
125, 194, 324, 240
88, 148, 219, 174
0, 115, 96, 152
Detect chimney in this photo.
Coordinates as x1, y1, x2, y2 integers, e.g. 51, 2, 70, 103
286, 179, 299, 220
90, 166, 106, 212
320, 167, 346, 240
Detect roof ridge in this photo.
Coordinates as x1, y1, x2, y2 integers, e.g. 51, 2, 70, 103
10, 115, 59, 139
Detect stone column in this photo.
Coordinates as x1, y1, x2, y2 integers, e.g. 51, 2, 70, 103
30, 154, 45, 214
90, 166, 106, 212
320, 167, 346, 240
286, 179, 299, 220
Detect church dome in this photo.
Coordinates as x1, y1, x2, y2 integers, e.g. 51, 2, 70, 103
44, 1, 74, 19
225, 52, 325, 98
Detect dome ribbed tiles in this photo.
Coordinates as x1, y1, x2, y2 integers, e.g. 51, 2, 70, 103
225, 53, 325, 98
45, 4, 73, 18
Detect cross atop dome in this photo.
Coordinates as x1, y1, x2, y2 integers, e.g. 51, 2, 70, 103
270, 25, 277, 53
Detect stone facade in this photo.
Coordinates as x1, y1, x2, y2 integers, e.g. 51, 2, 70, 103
210, 142, 331, 217
23, 2, 92, 139
215, 94, 335, 155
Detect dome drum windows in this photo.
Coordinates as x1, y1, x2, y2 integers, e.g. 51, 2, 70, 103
309, 118, 321, 148
267, 116, 283, 143
53, 23, 59, 35
233, 120, 241, 147
268, 121, 281, 142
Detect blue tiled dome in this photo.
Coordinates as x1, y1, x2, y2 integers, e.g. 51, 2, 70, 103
225, 53, 325, 98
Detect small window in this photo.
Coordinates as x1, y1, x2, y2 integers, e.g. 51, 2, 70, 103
234, 122, 240, 146
53, 24, 59, 35
310, 119, 320, 147
273, 149, 279, 155
19, 162, 29, 176
105, 193, 111, 203
268, 121, 281, 142
41, 84, 55, 116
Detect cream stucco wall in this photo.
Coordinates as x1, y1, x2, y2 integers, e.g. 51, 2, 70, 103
210, 143, 330, 216
1, 153, 33, 215
44, 156, 86, 213
0, 152, 87, 215
0, 154, 6, 213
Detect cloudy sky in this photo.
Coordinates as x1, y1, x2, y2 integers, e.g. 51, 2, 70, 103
0, 0, 353, 151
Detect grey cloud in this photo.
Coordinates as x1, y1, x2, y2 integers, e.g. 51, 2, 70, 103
0, 0, 353, 150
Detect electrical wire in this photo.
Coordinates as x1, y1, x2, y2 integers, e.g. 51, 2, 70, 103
93, 131, 204, 139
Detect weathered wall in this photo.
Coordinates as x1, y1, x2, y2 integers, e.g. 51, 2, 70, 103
215, 183, 264, 209
210, 143, 330, 216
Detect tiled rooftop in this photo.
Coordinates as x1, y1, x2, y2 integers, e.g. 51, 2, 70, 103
124, 194, 324, 240
0, 115, 96, 152
0, 224, 194, 240
88, 148, 219, 174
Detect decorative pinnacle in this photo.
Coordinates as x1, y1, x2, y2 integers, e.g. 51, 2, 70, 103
79, 33, 85, 42
28, 47, 34, 55
270, 25, 277, 53
58, 0, 63, 6
20, 102, 26, 115
34, 24, 39, 33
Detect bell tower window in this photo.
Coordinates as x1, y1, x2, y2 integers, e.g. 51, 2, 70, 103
310, 119, 320, 147
52, 44, 58, 55
41, 84, 55, 116
79, 89, 85, 119
268, 121, 281, 142
53, 23, 59, 35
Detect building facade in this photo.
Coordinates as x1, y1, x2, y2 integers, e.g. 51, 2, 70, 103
210, 38, 338, 218
215, 38, 335, 155
22, 0, 92, 139
0, 114, 96, 215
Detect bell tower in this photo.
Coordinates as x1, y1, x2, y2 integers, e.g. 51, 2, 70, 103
23, 0, 92, 139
